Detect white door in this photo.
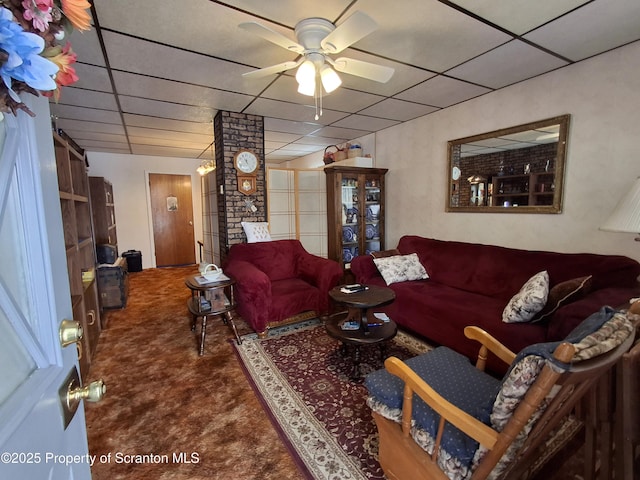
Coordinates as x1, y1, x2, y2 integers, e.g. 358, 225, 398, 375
0, 96, 94, 479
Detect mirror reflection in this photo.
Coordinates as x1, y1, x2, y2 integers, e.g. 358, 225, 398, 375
447, 115, 570, 213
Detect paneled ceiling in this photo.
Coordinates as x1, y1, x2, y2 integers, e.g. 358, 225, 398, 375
49, 0, 640, 164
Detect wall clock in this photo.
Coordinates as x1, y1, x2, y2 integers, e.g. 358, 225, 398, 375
452, 166, 461, 181
234, 149, 259, 175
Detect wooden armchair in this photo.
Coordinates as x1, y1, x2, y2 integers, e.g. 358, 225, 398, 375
365, 307, 635, 480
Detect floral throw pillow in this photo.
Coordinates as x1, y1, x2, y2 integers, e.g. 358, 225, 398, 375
502, 271, 549, 323
373, 253, 429, 286
241, 222, 272, 243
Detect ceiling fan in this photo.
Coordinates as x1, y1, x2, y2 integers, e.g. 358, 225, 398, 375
239, 11, 394, 117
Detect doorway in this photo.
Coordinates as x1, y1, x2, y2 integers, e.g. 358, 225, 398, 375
149, 173, 196, 267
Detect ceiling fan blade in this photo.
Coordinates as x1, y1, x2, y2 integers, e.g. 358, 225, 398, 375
242, 60, 302, 79
321, 11, 378, 54
331, 57, 395, 83
239, 22, 304, 54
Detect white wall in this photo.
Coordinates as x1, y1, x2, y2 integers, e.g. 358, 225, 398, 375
86, 152, 203, 269
373, 40, 640, 263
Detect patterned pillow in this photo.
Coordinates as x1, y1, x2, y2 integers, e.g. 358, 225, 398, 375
502, 271, 549, 323
241, 222, 272, 243
373, 253, 429, 285
531, 275, 593, 323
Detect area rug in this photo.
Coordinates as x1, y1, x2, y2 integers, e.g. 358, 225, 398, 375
232, 320, 432, 480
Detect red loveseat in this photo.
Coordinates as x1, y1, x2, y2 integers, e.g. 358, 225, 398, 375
223, 239, 343, 337
351, 235, 640, 373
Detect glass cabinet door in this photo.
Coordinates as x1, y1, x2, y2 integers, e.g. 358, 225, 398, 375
341, 174, 359, 265
363, 175, 382, 255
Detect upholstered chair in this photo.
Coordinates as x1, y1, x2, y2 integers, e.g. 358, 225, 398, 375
223, 239, 343, 337
365, 306, 635, 480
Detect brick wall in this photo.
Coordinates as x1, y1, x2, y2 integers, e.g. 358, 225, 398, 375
214, 111, 265, 260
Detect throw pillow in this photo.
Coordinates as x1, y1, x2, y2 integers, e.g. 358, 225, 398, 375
502, 271, 549, 324
531, 275, 593, 323
241, 221, 272, 243
373, 253, 429, 286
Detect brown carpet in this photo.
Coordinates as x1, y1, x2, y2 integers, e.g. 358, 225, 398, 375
85, 266, 585, 480
85, 266, 302, 480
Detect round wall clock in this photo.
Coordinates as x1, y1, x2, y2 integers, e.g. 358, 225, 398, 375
452, 166, 461, 181
234, 149, 259, 175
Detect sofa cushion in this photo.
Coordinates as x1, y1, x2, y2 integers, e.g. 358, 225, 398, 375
270, 278, 319, 322
502, 271, 549, 324
532, 275, 593, 323
365, 347, 500, 466
373, 253, 429, 285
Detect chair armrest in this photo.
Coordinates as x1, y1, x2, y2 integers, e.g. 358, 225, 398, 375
224, 260, 271, 333
297, 254, 342, 313
464, 326, 516, 371
384, 356, 499, 449
350, 255, 381, 284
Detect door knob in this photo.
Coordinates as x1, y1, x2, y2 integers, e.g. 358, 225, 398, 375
68, 379, 106, 404
59, 367, 106, 429
59, 319, 83, 347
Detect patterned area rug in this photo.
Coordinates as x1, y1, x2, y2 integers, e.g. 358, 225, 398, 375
232, 320, 432, 480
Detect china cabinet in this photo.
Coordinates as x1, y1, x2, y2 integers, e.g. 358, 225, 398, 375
54, 132, 101, 379
325, 165, 388, 269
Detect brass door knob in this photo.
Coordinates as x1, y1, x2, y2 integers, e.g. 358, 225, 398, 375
59, 319, 83, 347
69, 379, 106, 404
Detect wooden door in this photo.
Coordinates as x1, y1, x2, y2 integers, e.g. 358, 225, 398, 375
149, 173, 196, 267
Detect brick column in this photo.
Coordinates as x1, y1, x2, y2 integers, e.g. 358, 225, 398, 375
214, 111, 265, 261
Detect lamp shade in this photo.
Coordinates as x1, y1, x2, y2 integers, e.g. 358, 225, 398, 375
601, 176, 640, 233
320, 65, 341, 93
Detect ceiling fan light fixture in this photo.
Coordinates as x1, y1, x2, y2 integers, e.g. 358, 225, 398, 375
297, 79, 315, 96
320, 65, 341, 93
295, 60, 316, 84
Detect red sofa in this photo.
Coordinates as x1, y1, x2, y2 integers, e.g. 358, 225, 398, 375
351, 235, 640, 373
223, 239, 343, 337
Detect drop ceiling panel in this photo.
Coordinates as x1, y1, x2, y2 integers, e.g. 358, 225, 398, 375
265, 131, 305, 143
50, 105, 122, 124
101, 31, 273, 95
56, 119, 126, 135
331, 115, 399, 131
449, 0, 590, 35
309, 126, 371, 141
123, 114, 214, 135
447, 40, 569, 89
62, 130, 128, 144
264, 118, 323, 135
55, 88, 118, 111
112, 71, 254, 113
126, 127, 213, 145
71, 64, 113, 92
222, 0, 353, 27
94, 0, 296, 69
342, 0, 512, 72
524, 0, 640, 61
118, 96, 216, 123
67, 28, 105, 67
359, 99, 440, 122
396, 76, 492, 108
131, 145, 206, 158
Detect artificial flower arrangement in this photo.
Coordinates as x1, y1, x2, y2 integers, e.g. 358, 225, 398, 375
0, 0, 91, 117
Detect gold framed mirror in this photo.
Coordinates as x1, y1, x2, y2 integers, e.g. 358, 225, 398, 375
447, 114, 570, 213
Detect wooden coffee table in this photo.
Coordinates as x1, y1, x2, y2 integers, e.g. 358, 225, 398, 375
326, 285, 397, 378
